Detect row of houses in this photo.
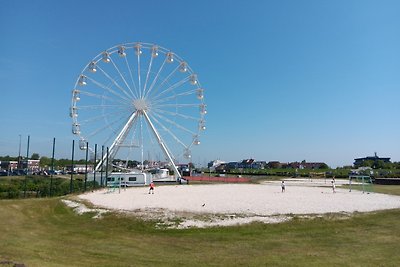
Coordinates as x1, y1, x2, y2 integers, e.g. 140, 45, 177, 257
0, 159, 40, 172
208, 153, 392, 172
208, 159, 327, 171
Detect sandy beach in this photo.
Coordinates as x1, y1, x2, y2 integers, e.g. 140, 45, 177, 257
77, 180, 400, 228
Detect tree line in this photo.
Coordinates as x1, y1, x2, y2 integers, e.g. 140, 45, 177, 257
357, 160, 400, 170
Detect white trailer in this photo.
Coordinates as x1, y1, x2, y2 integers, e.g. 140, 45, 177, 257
107, 172, 152, 187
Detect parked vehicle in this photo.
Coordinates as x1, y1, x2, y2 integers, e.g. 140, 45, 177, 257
107, 172, 152, 187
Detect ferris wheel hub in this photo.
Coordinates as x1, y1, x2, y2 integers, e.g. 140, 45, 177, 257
133, 99, 148, 111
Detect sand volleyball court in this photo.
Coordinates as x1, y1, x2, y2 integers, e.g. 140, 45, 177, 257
78, 180, 400, 228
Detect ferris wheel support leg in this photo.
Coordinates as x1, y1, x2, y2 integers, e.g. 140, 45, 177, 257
142, 110, 182, 180
95, 112, 138, 171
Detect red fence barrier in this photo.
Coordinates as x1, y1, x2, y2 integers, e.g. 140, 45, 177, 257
184, 176, 251, 183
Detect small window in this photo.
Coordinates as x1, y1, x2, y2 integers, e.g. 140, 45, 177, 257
107, 177, 114, 182
129, 177, 137, 181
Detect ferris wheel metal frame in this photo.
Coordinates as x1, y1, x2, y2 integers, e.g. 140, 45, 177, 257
70, 42, 206, 179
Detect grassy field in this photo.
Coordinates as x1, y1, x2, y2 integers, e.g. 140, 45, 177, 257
371, 184, 400, 195
338, 183, 400, 196
1, 187, 400, 266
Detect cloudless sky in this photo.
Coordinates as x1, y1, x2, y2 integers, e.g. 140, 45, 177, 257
0, 0, 399, 167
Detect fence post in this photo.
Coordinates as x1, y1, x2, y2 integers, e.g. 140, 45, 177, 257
100, 145, 104, 186
105, 147, 109, 186
84, 141, 89, 192
70, 140, 75, 194
50, 137, 55, 196
93, 144, 97, 189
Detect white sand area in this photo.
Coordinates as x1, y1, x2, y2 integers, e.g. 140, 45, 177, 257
77, 180, 400, 228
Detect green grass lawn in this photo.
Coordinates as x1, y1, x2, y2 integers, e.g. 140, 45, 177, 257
339, 184, 400, 196
1, 189, 400, 266
371, 184, 400, 195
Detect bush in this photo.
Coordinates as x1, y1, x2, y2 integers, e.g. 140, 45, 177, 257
0, 176, 99, 199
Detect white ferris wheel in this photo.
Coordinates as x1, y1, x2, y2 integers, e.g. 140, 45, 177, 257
70, 42, 206, 178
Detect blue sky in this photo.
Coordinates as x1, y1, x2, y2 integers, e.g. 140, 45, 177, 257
0, 0, 399, 167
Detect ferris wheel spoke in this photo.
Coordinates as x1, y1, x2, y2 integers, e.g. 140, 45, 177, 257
124, 56, 140, 99
96, 112, 139, 170
152, 108, 199, 121
142, 54, 154, 99
149, 113, 188, 149
86, 76, 132, 102
152, 111, 196, 135
152, 88, 197, 105
144, 118, 157, 146
79, 90, 132, 106
137, 53, 142, 99
96, 65, 134, 100
80, 107, 130, 125
155, 103, 200, 108
85, 113, 129, 139
77, 104, 127, 110
107, 57, 138, 99
127, 119, 140, 147
151, 77, 191, 102
144, 57, 167, 98
142, 110, 181, 175
148, 64, 181, 99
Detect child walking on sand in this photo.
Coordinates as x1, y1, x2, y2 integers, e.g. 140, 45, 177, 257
281, 181, 285, 193
149, 182, 155, 194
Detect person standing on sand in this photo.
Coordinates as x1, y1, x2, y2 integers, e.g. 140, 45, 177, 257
281, 181, 285, 193
149, 182, 155, 194
331, 179, 336, 193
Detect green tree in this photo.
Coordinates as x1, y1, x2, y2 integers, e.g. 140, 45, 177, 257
57, 158, 71, 167
0, 155, 18, 161
40, 156, 52, 168
374, 160, 386, 169
31, 153, 40, 160
318, 163, 329, 169
360, 160, 374, 168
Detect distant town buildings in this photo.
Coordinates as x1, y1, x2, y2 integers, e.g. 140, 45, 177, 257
208, 159, 225, 169
208, 158, 328, 172
0, 160, 18, 171
66, 164, 94, 174
0, 159, 40, 173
